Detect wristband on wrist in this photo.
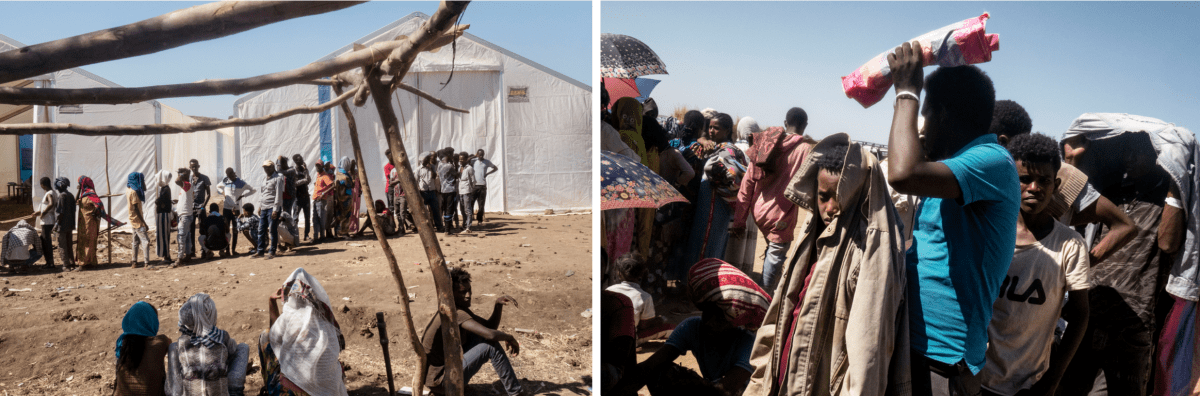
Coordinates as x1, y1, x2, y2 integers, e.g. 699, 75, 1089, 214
896, 91, 920, 102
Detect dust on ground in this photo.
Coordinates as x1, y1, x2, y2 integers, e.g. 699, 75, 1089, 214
0, 212, 593, 396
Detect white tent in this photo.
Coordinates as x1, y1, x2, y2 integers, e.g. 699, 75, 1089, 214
1, 33, 232, 230
233, 12, 592, 215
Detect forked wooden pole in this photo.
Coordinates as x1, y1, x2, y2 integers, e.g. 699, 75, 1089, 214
0, 1, 366, 84
333, 82, 428, 394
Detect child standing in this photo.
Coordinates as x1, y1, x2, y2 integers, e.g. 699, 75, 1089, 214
174, 168, 195, 268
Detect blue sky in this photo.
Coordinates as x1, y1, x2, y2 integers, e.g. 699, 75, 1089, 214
603, 2, 1200, 145
1, 1, 591, 118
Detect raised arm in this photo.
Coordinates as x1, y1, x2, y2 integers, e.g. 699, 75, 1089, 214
885, 41, 962, 200
268, 287, 284, 328
483, 295, 517, 329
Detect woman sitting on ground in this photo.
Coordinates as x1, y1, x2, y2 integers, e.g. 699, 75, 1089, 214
258, 268, 347, 396
114, 301, 171, 396
166, 293, 250, 396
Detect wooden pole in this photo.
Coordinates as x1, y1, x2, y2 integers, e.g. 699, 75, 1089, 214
0, 1, 366, 84
365, 65, 465, 396
0, 87, 360, 136
104, 137, 112, 265
333, 82, 428, 394
375, 312, 397, 396
0, 25, 466, 106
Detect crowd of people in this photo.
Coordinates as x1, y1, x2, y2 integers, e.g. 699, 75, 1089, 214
602, 41, 1192, 396
109, 265, 525, 396
1, 148, 500, 273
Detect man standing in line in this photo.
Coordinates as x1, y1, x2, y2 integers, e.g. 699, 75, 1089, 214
31, 177, 57, 270
254, 160, 286, 260
471, 149, 498, 224
730, 108, 813, 291
887, 42, 1019, 395
188, 159, 211, 260
291, 154, 312, 242
438, 150, 460, 232
174, 168, 195, 268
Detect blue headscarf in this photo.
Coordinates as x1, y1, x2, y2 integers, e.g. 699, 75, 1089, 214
338, 156, 352, 176
127, 172, 146, 202
115, 301, 159, 358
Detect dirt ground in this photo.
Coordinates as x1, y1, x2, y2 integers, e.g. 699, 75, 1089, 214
0, 212, 593, 396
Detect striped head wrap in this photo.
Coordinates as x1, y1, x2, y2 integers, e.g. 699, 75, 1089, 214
687, 258, 772, 331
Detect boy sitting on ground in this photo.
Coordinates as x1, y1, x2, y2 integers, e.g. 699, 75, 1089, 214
236, 203, 260, 254
979, 133, 1091, 396
422, 267, 525, 396
604, 253, 674, 345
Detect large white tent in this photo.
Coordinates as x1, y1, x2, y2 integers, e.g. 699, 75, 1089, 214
1, 33, 233, 230
233, 12, 592, 215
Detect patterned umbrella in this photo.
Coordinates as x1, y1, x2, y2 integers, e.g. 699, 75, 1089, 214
602, 77, 641, 102
601, 33, 669, 79
601, 150, 687, 210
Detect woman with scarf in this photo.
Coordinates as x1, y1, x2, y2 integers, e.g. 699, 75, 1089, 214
167, 293, 250, 396
53, 177, 77, 269
258, 268, 347, 396
603, 97, 651, 271
76, 176, 126, 269
127, 172, 151, 268
334, 157, 355, 237
348, 159, 363, 235
154, 171, 174, 264
114, 301, 171, 396
680, 113, 747, 279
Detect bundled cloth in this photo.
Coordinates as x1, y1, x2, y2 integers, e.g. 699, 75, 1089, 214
687, 258, 771, 331
842, 12, 1000, 108
1062, 113, 1200, 396
269, 268, 347, 396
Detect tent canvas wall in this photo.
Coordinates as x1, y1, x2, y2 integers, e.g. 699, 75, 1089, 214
233, 12, 591, 216
1, 33, 231, 231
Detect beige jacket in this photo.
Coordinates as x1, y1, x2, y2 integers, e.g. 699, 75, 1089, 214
745, 133, 911, 396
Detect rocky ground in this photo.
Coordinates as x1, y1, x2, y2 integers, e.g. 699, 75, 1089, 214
0, 211, 592, 396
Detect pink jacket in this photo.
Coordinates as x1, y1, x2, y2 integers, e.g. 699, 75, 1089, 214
734, 133, 813, 244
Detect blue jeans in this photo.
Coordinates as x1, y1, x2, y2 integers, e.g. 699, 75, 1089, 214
421, 191, 444, 231
760, 241, 791, 292
462, 334, 523, 396
459, 193, 474, 230
256, 208, 280, 255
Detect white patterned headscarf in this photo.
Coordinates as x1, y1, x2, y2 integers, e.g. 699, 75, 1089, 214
178, 293, 226, 349
158, 169, 174, 187
269, 268, 346, 396
737, 117, 762, 142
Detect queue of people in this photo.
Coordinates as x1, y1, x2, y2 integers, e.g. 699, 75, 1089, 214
2, 150, 499, 273
601, 41, 1194, 396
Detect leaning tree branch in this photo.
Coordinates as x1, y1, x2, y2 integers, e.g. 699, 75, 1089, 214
0, 85, 361, 136
0, 1, 366, 84
333, 82, 428, 396
380, 2, 471, 79
0, 24, 468, 106
393, 81, 469, 113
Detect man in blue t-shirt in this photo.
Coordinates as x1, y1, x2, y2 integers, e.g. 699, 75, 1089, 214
886, 42, 1020, 395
